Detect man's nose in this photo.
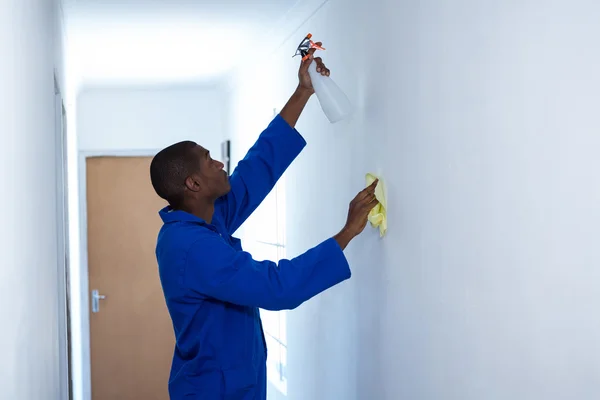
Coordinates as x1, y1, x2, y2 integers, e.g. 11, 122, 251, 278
215, 160, 224, 169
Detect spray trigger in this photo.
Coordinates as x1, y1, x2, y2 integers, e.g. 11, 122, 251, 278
293, 33, 326, 61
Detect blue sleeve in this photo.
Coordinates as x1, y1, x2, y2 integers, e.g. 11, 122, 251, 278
216, 114, 307, 234
183, 233, 351, 310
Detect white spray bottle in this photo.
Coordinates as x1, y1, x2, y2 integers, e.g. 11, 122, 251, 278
294, 33, 353, 123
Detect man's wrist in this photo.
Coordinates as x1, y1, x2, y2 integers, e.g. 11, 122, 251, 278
294, 84, 314, 99
333, 227, 354, 251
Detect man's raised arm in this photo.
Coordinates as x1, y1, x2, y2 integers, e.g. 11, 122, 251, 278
217, 51, 331, 234
217, 108, 307, 234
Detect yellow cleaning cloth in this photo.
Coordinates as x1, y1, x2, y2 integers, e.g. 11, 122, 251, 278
366, 173, 387, 237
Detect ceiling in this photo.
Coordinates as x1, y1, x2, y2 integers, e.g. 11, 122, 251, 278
64, 0, 300, 87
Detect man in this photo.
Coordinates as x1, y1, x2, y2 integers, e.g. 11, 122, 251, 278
150, 45, 379, 399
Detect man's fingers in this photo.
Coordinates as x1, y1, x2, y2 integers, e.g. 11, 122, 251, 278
302, 42, 323, 66
301, 47, 318, 66
360, 194, 379, 210
314, 57, 323, 72
364, 195, 378, 206
299, 54, 313, 72
313, 57, 330, 76
308, 44, 320, 56
361, 179, 379, 197
313, 57, 331, 76
356, 187, 372, 201
299, 47, 318, 71
356, 180, 378, 201
365, 179, 379, 191
356, 196, 377, 214
310, 42, 323, 57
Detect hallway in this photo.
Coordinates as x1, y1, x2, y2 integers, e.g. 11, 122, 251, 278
2, 0, 600, 399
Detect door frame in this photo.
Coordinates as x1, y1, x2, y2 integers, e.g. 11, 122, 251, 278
75, 149, 162, 400
55, 72, 71, 400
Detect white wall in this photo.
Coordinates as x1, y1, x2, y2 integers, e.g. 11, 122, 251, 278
226, 0, 600, 399
54, 1, 67, 95
0, 0, 66, 399
77, 86, 225, 153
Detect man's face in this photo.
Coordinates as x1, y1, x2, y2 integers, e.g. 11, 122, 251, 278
192, 145, 231, 199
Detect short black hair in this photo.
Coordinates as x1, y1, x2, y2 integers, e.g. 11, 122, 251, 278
150, 140, 199, 206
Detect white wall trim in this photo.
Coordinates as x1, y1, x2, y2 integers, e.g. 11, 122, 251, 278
54, 79, 71, 400
75, 149, 161, 400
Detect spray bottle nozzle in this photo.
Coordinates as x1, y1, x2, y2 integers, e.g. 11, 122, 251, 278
293, 33, 326, 61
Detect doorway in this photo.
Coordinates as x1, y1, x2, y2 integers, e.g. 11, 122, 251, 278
84, 155, 173, 399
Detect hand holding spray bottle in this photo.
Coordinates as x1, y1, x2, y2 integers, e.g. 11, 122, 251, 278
294, 34, 353, 123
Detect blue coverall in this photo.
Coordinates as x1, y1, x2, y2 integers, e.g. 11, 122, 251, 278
155, 114, 351, 399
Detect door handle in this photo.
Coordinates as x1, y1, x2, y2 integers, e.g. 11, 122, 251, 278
91, 289, 106, 313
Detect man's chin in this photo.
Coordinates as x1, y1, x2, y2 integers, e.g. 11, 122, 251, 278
221, 183, 232, 196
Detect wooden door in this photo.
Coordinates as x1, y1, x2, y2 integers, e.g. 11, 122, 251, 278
86, 156, 173, 400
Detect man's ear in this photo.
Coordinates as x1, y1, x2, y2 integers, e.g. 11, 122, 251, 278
184, 175, 201, 192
